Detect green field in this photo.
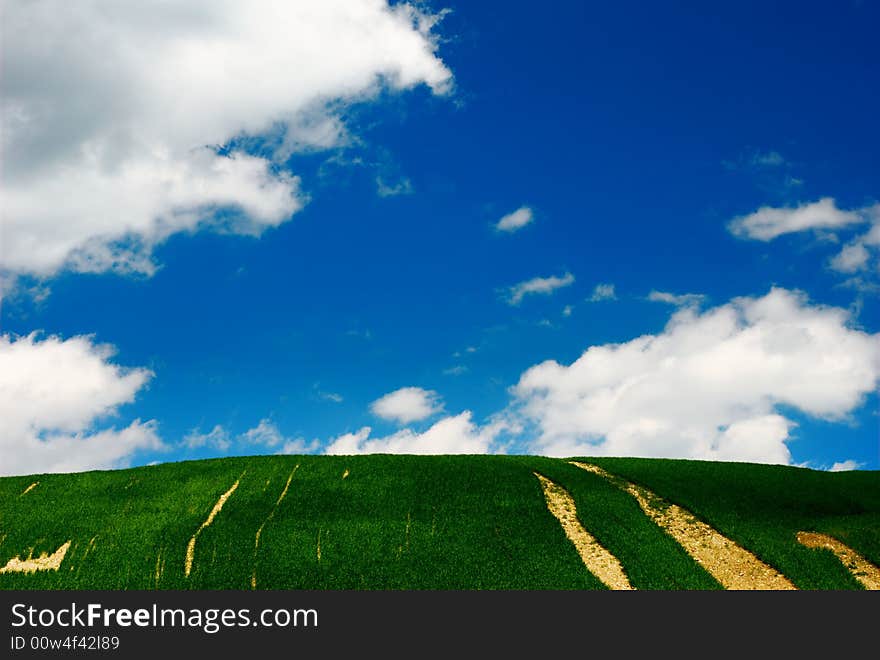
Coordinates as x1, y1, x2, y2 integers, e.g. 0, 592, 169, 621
0, 455, 877, 590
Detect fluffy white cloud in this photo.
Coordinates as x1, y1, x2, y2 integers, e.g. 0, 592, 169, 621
495, 206, 534, 232
648, 290, 706, 307
727, 198, 865, 241
830, 243, 870, 273
0, 333, 163, 476
184, 425, 231, 451
1, 0, 451, 280
829, 459, 863, 472
183, 419, 318, 455
370, 386, 443, 424
511, 288, 880, 464
830, 214, 880, 274
324, 411, 504, 454
587, 283, 616, 302
240, 418, 286, 448
507, 272, 575, 305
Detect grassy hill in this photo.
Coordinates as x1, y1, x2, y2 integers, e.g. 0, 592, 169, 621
1, 455, 877, 590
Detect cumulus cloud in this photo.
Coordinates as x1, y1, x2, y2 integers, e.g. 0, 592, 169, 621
370, 386, 443, 424
0, 333, 163, 476
648, 290, 706, 308
830, 214, 880, 274
507, 273, 575, 305
728, 198, 880, 279
495, 206, 534, 233
184, 418, 318, 455
184, 425, 231, 451
828, 459, 864, 472
511, 288, 880, 464
1, 0, 452, 281
324, 411, 505, 454
727, 198, 866, 241
240, 418, 286, 448
587, 283, 616, 302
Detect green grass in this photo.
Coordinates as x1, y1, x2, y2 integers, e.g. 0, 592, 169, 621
0, 455, 877, 590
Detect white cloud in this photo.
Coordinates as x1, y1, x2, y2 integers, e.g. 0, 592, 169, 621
1, 0, 452, 281
830, 213, 880, 274
324, 411, 504, 454
370, 386, 443, 424
240, 418, 286, 448
507, 272, 575, 305
278, 437, 320, 455
648, 290, 706, 308
727, 198, 866, 241
0, 333, 163, 476
562, 305, 573, 317
184, 418, 319, 455
495, 206, 534, 233
318, 391, 344, 403
443, 365, 468, 376
376, 176, 414, 197
829, 459, 863, 472
587, 283, 616, 302
830, 243, 871, 273
184, 425, 231, 451
511, 288, 880, 464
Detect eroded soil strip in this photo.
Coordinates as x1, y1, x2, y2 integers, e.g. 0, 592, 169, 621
185, 474, 243, 577
0, 541, 71, 574
20, 482, 39, 497
571, 462, 796, 590
251, 465, 299, 588
797, 531, 880, 590
534, 472, 633, 590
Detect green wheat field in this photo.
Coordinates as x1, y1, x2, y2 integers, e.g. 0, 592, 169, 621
1, 456, 878, 590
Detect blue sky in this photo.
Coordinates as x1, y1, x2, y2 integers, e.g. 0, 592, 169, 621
1, 0, 877, 475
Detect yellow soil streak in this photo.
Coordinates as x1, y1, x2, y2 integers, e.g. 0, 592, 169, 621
20, 482, 39, 497
797, 532, 880, 590
251, 466, 299, 589
185, 475, 242, 577
572, 462, 795, 590
154, 550, 164, 588
534, 472, 633, 590
0, 541, 71, 574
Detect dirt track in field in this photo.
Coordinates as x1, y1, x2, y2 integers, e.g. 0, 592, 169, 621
534, 472, 633, 590
572, 462, 796, 590
185, 475, 242, 577
797, 531, 880, 590
20, 482, 39, 497
0, 541, 71, 574
251, 466, 299, 588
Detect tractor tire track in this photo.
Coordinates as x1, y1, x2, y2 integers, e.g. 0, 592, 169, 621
251, 465, 299, 589
572, 462, 796, 590
185, 474, 243, 578
534, 472, 633, 590
797, 531, 880, 590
